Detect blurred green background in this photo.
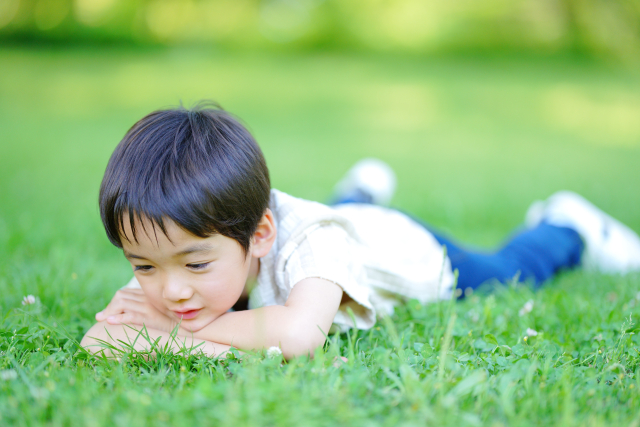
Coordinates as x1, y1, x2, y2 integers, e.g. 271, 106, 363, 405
1, 1, 640, 307
2, 0, 640, 60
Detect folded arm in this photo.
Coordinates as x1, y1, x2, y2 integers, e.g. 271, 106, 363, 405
80, 321, 233, 358
189, 278, 344, 358
87, 277, 343, 359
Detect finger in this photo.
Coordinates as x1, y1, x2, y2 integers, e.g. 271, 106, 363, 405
98, 298, 147, 321
117, 288, 146, 297
96, 307, 121, 321
113, 289, 147, 302
106, 311, 144, 326
96, 304, 126, 321
332, 356, 348, 367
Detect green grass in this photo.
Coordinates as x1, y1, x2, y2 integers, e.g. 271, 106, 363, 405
1, 46, 640, 426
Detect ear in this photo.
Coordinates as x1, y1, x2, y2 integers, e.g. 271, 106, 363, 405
250, 209, 276, 258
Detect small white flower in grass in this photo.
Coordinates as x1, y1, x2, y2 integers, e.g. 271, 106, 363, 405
0, 369, 18, 381
467, 309, 480, 323
22, 295, 36, 305
628, 292, 640, 308
266, 346, 282, 358
518, 299, 534, 316
526, 328, 538, 337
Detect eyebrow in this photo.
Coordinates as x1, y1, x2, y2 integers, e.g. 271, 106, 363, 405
123, 251, 147, 260
123, 243, 216, 261
174, 243, 216, 257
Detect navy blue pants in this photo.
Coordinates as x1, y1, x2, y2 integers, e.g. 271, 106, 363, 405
334, 192, 584, 292
427, 223, 583, 293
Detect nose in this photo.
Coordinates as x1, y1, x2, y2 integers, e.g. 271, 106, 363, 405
162, 274, 194, 302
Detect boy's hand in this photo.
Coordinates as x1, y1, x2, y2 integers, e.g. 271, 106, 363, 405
95, 288, 177, 333
81, 321, 234, 358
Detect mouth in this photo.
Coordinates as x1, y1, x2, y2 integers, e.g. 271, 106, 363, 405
172, 308, 202, 320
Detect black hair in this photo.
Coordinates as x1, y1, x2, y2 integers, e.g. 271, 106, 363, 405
99, 101, 271, 255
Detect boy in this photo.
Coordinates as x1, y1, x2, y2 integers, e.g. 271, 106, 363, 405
81, 102, 640, 359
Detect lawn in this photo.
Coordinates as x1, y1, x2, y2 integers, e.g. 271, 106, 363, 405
1, 46, 640, 426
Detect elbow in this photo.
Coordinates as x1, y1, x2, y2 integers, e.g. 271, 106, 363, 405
80, 321, 115, 355
279, 322, 327, 359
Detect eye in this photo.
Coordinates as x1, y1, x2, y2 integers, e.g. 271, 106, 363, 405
187, 262, 210, 271
134, 265, 154, 272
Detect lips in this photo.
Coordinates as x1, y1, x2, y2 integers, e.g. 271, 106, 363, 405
172, 308, 201, 320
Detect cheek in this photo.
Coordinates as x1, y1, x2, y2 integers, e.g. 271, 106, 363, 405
136, 280, 166, 309
199, 272, 244, 301
198, 263, 248, 306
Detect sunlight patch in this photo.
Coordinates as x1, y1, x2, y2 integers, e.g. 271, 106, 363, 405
146, 0, 196, 41
74, 0, 117, 26
543, 86, 640, 147
0, 0, 20, 29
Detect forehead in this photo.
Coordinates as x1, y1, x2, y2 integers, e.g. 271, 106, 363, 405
119, 214, 245, 260
120, 214, 199, 249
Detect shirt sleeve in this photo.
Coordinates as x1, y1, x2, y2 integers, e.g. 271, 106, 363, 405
281, 223, 377, 331
122, 276, 141, 289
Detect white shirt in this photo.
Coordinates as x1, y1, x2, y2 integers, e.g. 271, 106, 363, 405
250, 189, 454, 331
124, 189, 455, 331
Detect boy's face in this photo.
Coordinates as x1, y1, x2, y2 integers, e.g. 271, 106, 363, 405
120, 217, 254, 333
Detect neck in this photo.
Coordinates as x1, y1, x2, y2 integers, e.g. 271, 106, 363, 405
243, 257, 260, 297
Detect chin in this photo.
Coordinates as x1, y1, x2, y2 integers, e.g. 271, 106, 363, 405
179, 320, 205, 333
180, 314, 219, 333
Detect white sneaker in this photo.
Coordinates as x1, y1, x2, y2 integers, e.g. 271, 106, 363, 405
525, 191, 640, 274
332, 158, 397, 206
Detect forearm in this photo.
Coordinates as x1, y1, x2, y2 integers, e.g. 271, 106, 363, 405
81, 321, 233, 358
190, 279, 343, 358
194, 306, 328, 357
192, 306, 327, 358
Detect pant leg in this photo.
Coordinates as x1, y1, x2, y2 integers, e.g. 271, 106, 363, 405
331, 189, 373, 205
429, 223, 584, 293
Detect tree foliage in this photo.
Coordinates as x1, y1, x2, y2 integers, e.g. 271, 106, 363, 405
2, 0, 640, 59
